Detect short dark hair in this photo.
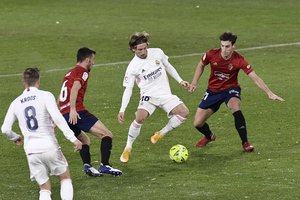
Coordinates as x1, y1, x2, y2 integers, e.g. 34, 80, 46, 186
219, 32, 237, 45
128, 32, 149, 51
77, 47, 96, 62
23, 67, 40, 86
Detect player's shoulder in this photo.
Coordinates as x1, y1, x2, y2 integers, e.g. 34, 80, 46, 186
37, 89, 55, 99
148, 48, 164, 55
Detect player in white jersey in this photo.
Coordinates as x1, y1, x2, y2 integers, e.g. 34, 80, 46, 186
118, 32, 190, 163
1, 68, 82, 200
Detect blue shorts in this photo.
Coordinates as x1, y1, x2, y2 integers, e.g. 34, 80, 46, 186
199, 87, 241, 112
63, 110, 98, 137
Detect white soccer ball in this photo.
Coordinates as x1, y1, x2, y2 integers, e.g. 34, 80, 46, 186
169, 144, 188, 163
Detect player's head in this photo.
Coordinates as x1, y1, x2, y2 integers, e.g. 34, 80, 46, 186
219, 32, 237, 59
23, 67, 40, 88
77, 47, 96, 71
129, 31, 149, 59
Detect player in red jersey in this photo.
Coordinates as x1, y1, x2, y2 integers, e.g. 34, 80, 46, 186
58, 47, 122, 176
188, 32, 284, 152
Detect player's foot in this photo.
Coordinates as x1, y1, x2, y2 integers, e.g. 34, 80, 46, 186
120, 147, 131, 163
195, 133, 216, 148
99, 164, 122, 176
243, 142, 254, 152
151, 131, 163, 144
83, 164, 103, 177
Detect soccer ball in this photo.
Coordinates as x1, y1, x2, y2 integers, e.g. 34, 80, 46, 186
169, 144, 188, 163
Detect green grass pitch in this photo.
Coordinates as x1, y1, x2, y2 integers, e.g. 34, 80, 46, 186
0, 0, 300, 199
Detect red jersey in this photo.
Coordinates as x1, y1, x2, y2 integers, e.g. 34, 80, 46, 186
59, 65, 90, 115
202, 48, 253, 92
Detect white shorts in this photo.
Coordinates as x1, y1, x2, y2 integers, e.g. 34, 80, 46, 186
26, 149, 68, 185
137, 94, 183, 117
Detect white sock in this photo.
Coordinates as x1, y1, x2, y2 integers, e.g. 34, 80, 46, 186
60, 179, 73, 200
126, 120, 142, 149
39, 190, 51, 200
160, 115, 186, 135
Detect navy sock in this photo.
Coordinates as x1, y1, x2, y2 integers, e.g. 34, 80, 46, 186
101, 137, 112, 165
196, 123, 213, 139
80, 144, 91, 165
233, 110, 248, 144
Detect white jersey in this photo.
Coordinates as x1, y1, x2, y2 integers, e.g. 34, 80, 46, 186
1, 87, 77, 155
123, 48, 183, 96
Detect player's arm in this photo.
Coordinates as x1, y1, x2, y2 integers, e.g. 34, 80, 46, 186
69, 80, 82, 125
1, 102, 23, 145
188, 60, 206, 93
161, 52, 189, 88
248, 71, 285, 101
46, 92, 82, 150
118, 86, 133, 124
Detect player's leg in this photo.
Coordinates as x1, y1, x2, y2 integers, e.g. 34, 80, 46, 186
39, 181, 52, 200
150, 95, 189, 144
27, 153, 52, 200
151, 103, 189, 144
227, 97, 254, 151
63, 113, 100, 176
58, 168, 73, 200
194, 107, 217, 147
120, 109, 150, 163
88, 121, 122, 176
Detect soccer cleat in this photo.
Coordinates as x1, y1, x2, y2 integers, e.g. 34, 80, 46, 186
151, 131, 164, 144
243, 142, 255, 152
99, 164, 122, 176
120, 147, 131, 163
195, 133, 216, 148
83, 164, 103, 177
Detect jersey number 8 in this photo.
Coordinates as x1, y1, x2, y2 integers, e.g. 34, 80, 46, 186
24, 106, 38, 131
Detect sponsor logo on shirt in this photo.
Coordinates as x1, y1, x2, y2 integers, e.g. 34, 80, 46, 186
214, 71, 229, 80
82, 72, 88, 81
143, 67, 162, 81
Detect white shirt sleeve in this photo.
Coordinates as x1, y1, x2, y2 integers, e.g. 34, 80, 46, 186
1, 101, 21, 141
44, 92, 77, 143
161, 50, 183, 83
119, 86, 133, 112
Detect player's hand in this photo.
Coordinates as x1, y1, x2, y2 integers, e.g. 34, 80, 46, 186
73, 139, 82, 152
69, 109, 80, 125
188, 83, 197, 93
268, 93, 285, 102
14, 137, 23, 146
180, 81, 189, 89
118, 112, 125, 124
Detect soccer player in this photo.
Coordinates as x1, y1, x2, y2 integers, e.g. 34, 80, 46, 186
58, 47, 122, 176
188, 32, 285, 151
1, 67, 82, 200
118, 32, 190, 163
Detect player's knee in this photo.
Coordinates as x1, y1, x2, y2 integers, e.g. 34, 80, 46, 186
78, 134, 91, 145
193, 119, 204, 128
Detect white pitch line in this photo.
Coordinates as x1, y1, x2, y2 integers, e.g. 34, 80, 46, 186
1, 42, 300, 78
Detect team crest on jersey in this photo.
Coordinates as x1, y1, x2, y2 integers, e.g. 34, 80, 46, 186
228, 64, 234, 70
82, 72, 88, 81
155, 60, 160, 65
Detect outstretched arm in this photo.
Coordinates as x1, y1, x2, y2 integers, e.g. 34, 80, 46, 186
163, 59, 189, 88
248, 71, 285, 101
188, 60, 206, 93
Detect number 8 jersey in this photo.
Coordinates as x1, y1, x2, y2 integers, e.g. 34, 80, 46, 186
1, 87, 77, 155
